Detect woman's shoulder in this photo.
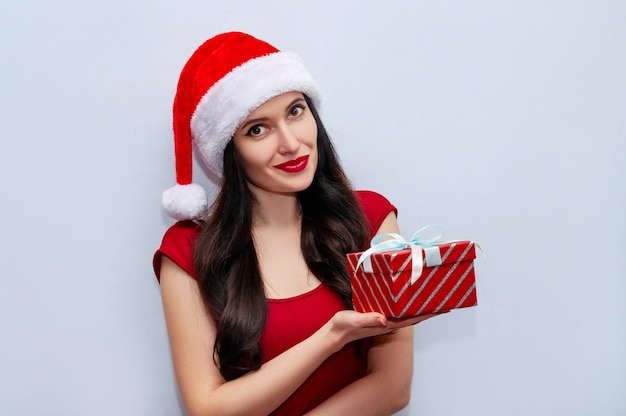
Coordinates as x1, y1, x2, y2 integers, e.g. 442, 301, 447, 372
153, 220, 202, 281
355, 190, 393, 208
354, 190, 397, 237
163, 220, 202, 240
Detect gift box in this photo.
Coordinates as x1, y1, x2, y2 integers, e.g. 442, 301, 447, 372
347, 235, 478, 318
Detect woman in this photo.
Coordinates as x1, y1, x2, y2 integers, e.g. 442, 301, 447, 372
154, 32, 434, 416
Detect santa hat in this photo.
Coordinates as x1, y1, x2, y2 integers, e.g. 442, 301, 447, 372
162, 32, 321, 220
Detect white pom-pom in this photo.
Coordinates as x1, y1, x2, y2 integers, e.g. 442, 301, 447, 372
162, 183, 208, 220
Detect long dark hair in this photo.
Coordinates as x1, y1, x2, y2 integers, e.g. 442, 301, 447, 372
193, 95, 369, 380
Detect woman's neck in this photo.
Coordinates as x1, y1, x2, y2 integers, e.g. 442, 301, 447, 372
248, 184, 301, 228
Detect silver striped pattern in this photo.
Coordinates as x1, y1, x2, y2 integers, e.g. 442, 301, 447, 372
349, 242, 477, 317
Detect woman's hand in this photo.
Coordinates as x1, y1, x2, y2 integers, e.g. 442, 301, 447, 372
326, 310, 437, 352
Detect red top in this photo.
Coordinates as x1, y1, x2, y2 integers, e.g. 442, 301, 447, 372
153, 190, 396, 415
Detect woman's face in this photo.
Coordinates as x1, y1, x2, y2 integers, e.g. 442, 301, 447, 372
232, 92, 318, 196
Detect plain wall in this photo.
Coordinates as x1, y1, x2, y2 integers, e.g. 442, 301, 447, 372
1, 1, 624, 415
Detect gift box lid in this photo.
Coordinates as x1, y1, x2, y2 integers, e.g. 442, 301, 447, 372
347, 240, 477, 272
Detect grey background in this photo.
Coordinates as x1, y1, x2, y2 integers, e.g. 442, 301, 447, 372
1, 1, 624, 415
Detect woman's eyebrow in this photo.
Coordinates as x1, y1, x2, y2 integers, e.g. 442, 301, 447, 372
239, 116, 268, 132
286, 97, 306, 108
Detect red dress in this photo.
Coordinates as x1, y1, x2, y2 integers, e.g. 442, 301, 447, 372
153, 190, 396, 415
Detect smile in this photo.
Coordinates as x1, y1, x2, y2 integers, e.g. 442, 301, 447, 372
274, 155, 309, 173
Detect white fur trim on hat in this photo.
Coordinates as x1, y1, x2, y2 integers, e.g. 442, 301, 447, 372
162, 183, 207, 220
190, 51, 320, 177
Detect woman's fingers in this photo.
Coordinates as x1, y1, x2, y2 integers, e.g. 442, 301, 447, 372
330, 310, 444, 346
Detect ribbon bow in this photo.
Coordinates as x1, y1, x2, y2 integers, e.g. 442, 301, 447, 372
356, 224, 444, 284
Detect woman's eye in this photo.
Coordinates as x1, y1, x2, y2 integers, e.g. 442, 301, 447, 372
247, 125, 266, 136
289, 105, 305, 117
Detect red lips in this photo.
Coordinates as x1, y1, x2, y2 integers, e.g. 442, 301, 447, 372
274, 155, 309, 173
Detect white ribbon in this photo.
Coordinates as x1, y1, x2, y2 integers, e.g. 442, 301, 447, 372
356, 225, 445, 285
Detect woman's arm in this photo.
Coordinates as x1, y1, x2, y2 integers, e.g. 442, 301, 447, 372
303, 328, 417, 415
160, 254, 422, 416
304, 212, 432, 416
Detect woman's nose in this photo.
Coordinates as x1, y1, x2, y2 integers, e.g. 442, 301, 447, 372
276, 124, 301, 154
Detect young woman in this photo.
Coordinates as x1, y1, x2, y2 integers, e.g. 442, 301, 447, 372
154, 32, 434, 416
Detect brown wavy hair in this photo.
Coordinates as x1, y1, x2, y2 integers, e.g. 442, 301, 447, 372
193, 96, 369, 380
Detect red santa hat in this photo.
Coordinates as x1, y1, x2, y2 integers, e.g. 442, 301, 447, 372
162, 32, 321, 220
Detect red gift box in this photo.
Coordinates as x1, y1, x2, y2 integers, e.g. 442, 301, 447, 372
347, 241, 478, 318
